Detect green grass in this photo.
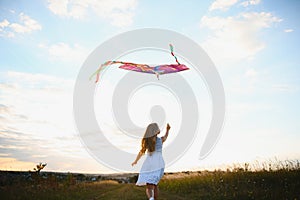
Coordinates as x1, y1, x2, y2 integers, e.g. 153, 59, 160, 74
159, 170, 300, 199
1, 168, 300, 199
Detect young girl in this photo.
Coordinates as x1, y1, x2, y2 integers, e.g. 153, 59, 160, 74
132, 123, 171, 200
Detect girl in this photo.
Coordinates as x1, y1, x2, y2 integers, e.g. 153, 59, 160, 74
132, 123, 171, 200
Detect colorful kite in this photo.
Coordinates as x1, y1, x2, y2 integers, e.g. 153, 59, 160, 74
90, 44, 189, 82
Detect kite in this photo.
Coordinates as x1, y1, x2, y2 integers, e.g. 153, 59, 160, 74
90, 44, 189, 82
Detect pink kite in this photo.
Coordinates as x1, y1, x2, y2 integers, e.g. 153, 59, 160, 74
90, 44, 189, 82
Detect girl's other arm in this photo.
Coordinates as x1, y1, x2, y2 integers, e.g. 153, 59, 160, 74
131, 151, 143, 166
161, 123, 171, 143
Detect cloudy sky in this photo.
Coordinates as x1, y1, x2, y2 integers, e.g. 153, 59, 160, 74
0, 0, 300, 173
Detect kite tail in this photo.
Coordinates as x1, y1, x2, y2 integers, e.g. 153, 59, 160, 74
89, 61, 114, 83
169, 44, 181, 65
90, 60, 150, 83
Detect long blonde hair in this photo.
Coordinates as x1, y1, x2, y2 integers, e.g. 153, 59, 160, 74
140, 123, 160, 154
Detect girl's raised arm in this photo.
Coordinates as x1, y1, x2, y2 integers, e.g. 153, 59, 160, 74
161, 123, 171, 143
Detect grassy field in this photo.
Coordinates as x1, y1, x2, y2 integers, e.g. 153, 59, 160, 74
1, 167, 300, 199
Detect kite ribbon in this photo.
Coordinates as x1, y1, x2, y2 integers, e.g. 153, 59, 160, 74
89, 60, 151, 83
169, 44, 181, 65
89, 61, 113, 83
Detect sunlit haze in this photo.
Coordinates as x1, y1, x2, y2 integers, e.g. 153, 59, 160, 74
0, 0, 299, 174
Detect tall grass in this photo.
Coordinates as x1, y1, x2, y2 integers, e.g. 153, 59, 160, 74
0, 160, 299, 199
160, 170, 300, 199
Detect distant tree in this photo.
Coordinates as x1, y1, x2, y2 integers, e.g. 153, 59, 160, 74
33, 163, 47, 174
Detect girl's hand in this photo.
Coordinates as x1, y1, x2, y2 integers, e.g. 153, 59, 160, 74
131, 161, 137, 166
166, 123, 171, 131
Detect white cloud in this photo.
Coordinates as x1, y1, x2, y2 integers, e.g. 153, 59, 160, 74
47, 0, 138, 27
5, 71, 71, 85
224, 67, 266, 95
93, 0, 137, 27
38, 42, 90, 63
10, 13, 42, 33
241, 0, 261, 7
227, 101, 273, 120
0, 71, 74, 127
0, 71, 101, 172
209, 0, 239, 11
0, 19, 9, 28
271, 84, 298, 92
200, 12, 281, 66
284, 29, 293, 33
209, 0, 261, 11
245, 68, 258, 77
0, 104, 10, 114
0, 13, 41, 37
47, 0, 88, 19
244, 68, 258, 90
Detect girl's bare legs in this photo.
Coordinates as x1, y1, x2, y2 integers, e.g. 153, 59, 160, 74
146, 183, 155, 199
154, 184, 159, 199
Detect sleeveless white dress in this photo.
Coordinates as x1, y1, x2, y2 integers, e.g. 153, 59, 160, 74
136, 137, 165, 186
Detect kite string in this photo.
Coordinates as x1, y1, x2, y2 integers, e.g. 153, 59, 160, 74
169, 44, 181, 65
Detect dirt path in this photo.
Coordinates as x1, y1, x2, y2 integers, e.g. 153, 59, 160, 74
92, 183, 186, 200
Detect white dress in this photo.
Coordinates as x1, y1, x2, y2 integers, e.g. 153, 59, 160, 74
136, 137, 165, 186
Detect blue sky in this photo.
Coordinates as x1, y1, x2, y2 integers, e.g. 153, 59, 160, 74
0, 0, 300, 173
